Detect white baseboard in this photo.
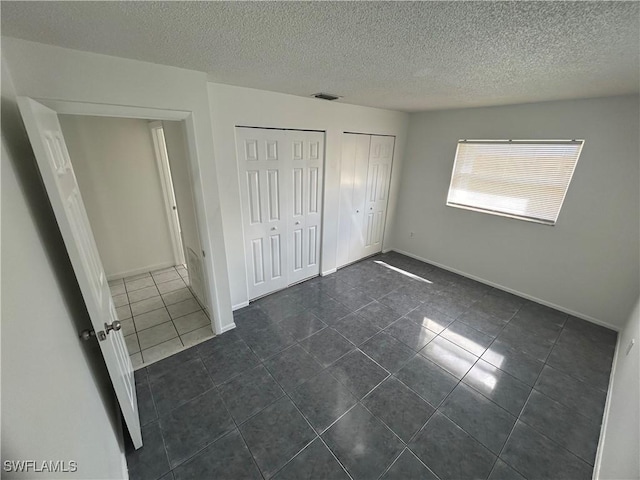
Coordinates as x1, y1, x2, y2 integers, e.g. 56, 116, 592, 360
219, 322, 237, 334
107, 261, 176, 281
391, 248, 620, 332
232, 301, 250, 311
321, 268, 337, 276
592, 333, 623, 480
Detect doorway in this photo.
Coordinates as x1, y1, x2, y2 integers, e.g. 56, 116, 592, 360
59, 114, 213, 367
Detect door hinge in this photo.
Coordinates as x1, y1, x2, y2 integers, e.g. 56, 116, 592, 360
202, 250, 206, 257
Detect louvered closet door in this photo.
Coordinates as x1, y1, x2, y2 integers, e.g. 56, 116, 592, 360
236, 128, 289, 299
287, 130, 324, 284
360, 135, 395, 257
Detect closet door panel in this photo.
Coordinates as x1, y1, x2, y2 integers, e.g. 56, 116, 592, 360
338, 133, 395, 267
337, 133, 372, 267
360, 135, 395, 258
236, 128, 289, 299
337, 134, 357, 268
287, 130, 324, 284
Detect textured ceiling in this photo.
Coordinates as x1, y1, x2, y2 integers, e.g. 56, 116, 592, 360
2, 1, 639, 112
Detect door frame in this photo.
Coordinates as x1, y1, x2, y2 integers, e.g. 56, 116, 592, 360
37, 98, 225, 335
149, 121, 185, 267
234, 126, 327, 305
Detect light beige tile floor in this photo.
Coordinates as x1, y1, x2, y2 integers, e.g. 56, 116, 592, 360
108, 265, 215, 369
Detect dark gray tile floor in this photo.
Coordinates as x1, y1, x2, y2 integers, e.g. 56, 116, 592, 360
126, 252, 617, 480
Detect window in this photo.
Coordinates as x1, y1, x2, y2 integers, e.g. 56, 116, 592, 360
446, 140, 583, 225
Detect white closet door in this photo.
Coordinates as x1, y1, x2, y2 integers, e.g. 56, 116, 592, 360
360, 135, 395, 257
287, 130, 324, 284
337, 133, 395, 268
236, 128, 289, 299
338, 134, 371, 266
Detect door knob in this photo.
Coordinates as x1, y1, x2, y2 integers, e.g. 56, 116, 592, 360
356, 210, 360, 213
104, 320, 122, 335
295, 221, 300, 225
271, 227, 277, 231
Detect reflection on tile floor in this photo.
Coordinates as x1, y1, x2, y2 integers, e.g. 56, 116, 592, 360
126, 252, 617, 480
108, 265, 214, 368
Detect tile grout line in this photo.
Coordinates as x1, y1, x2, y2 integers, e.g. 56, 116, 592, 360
124, 267, 177, 364
196, 306, 391, 478
262, 259, 606, 479
133, 254, 613, 480
486, 305, 587, 477
490, 315, 603, 475
241, 271, 489, 474
202, 349, 270, 480
230, 302, 421, 479
378, 292, 524, 479
262, 357, 356, 480
144, 372, 173, 480
152, 354, 266, 479
145, 266, 184, 360
318, 271, 462, 478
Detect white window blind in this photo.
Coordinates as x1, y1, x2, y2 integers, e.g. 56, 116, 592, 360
446, 140, 584, 225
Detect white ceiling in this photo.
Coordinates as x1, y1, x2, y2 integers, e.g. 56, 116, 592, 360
2, 1, 639, 112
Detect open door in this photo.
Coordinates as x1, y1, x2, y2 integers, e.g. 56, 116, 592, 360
17, 97, 142, 449
161, 121, 208, 311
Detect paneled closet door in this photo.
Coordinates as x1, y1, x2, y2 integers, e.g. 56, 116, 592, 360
338, 133, 395, 268
338, 134, 366, 267
287, 130, 324, 284
360, 135, 395, 258
236, 128, 289, 299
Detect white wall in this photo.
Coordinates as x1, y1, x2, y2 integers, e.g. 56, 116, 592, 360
207, 83, 410, 308
59, 115, 175, 279
1, 60, 126, 480
391, 96, 639, 330
2, 37, 233, 332
597, 297, 640, 480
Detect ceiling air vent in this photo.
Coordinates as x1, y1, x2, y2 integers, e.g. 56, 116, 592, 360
312, 93, 341, 101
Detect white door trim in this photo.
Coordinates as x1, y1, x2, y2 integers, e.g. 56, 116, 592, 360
31, 98, 225, 335
149, 121, 185, 266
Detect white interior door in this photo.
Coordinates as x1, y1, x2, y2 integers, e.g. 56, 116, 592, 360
360, 135, 395, 258
348, 134, 374, 264
17, 97, 142, 449
287, 130, 324, 284
161, 121, 208, 311
338, 133, 395, 267
236, 128, 289, 299
149, 122, 186, 267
